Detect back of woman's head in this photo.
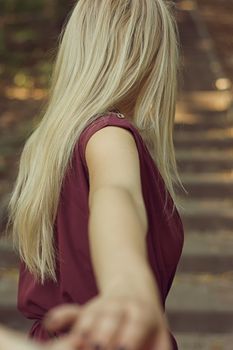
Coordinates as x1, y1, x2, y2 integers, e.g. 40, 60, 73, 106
6, 0, 184, 283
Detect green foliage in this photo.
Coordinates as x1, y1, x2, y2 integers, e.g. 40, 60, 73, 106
12, 29, 39, 44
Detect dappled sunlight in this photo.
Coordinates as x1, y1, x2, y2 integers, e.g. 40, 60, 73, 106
215, 78, 232, 90
4, 85, 48, 100
177, 126, 233, 140
175, 272, 233, 284
181, 172, 233, 183
177, 0, 197, 11
180, 91, 232, 112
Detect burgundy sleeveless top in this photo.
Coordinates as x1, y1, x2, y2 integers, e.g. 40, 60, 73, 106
17, 112, 184, 349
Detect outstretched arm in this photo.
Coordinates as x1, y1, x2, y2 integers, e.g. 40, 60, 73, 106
86, 125, 160, 304
44, 125, 172, 350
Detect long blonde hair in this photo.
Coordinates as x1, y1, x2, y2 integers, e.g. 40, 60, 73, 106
6, 0, 186, 283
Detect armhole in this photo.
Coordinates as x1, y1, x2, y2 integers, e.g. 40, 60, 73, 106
78, 113, 144, 178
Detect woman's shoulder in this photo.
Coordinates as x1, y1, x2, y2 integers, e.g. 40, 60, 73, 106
77, 112, 146, 169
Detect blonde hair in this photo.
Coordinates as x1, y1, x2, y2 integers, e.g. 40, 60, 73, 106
6, 0, 186, 283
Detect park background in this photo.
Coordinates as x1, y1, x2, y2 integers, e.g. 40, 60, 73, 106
0, 0, 233, 349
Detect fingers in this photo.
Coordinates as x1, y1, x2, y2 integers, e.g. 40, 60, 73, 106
108, 303, 157, 350
114, 318, 154, 350
69, 308, 102, 348
71, 309, 126, 350
69, 300, 163, 350
43, 298, 172, 350
43, 304, 81, 333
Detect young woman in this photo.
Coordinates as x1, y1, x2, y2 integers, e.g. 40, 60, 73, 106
5, 1, 185, 349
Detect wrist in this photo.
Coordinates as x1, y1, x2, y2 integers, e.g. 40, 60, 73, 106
99, 273, 164, 313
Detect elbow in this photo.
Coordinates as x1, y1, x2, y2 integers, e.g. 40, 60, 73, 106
89, 185, 149, 235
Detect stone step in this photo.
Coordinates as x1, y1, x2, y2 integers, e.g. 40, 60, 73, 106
166, 273, 233, 333
175, 126, 233, 141
182, 230, 233, 256
177, 91, 232, 114
0, 268, 18, 307
174, 118, 233, 133
181, 210, 232, 232
0, 268, 32, 331
177, 157, 233, 174
0, 238, 19, 268
0, 306, 32, 332
174, 136, 233, 149
176, 103, 233, 125
167, 310, 233, 333
176, 148, 233, 161
178, 173, 233, 198
177, 230, 233, 274
174, 333, 233, 350
176, 148, 233, 173
178, 198, 233, 232
167, 273, 233, 313
178, 255, 233, 274
174, 115, 233, 132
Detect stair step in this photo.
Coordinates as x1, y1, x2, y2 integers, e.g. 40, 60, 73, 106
0, 249, 19, 268
178, 255, 233, 274
182, 211, 232, 231
178, 198, 233, 232
0, 306, 32, 332
174, 332, 233, 350
166, 273, 233, 333
175, 127, 233, 141
177, 159, 233, 173
176, 91, 232, 114
177, 230, 233, 273
167, 273, 233, 312
174, 137, 233, 149
179, 198, 233, 216
176, 148, 233, 161
175, 105, 233, 126
174, 116, 233, 131
167, 311, 233, 333
176, 149, 233, 173
182, 231, 233, 256
0, 237, 19, 268
178, 174, 233, 198
180, 173, 233, 183
0, 268, 18, 307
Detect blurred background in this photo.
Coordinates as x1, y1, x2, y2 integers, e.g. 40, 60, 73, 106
0, 0, 233, 349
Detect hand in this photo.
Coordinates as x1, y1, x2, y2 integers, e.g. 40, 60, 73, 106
43, 294, 173, 350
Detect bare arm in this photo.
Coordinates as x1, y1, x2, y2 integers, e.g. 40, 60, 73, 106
86, 125, 163, 311
44, 124, 172, 350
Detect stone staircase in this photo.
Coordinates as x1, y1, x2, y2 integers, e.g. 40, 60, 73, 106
0, 1, 233, 349
165, 2, 233, 349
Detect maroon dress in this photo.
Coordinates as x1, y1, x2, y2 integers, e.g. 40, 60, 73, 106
17, 112, 184, 349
